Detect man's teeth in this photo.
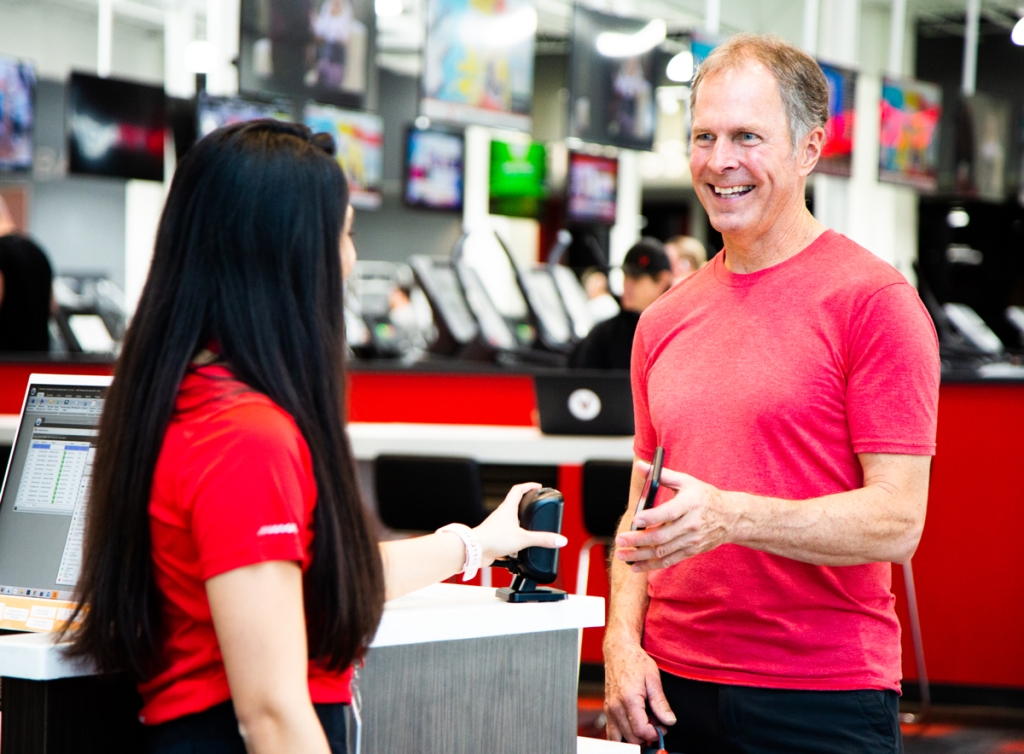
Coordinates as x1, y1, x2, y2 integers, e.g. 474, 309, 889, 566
713, 185, 753, 196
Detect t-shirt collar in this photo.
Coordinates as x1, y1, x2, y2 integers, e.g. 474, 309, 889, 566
713, 229, 836, 288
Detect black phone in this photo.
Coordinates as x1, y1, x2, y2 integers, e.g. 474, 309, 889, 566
630, 446, 664, 531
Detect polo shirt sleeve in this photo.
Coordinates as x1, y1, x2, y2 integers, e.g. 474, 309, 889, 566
180, 401, 314, 581
631, 321, 657, 460
846, 282, 940, 456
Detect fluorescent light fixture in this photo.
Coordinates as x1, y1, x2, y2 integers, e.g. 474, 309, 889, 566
1013, 16, 1024, 45
595, 18, 667, 58
461, 6, 538, 48
184, 40, 216, 74
666, 50, 694, 82
376, 0, 403, 17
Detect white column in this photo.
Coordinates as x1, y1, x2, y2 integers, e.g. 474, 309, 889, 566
97, 0, 114, 77
887, 0, 906, 76
206, 0, 241, 95
165, 2, 198, 98
704, 0, 721, 35
802, 0, 819, 54
124, 181, 167, 315
962, 0, 980, 95
609, 148, 642, 287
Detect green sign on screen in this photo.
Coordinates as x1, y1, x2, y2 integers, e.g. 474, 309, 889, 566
489, 140, 547, 218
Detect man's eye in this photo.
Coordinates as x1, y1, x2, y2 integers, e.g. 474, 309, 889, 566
739, 133, 758, 141
695, 133, 713, 142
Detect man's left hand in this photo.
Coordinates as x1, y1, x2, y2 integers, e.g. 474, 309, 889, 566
614, 461, 737, 571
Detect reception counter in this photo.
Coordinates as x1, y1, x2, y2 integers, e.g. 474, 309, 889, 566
0, 583, 608, 754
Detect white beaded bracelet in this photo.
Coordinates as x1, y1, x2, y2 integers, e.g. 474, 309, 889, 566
436, 523, 483, 582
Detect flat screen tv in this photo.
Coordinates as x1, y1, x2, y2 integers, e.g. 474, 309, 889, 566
67, 72, 166, 182
196, 94, 294, 138
403, 126, 464, 212
567, 152, 617, 225
239, 0, 373, 108
489, 139, 546, 219
0, 55, 36, 172
303, 102, 382, 209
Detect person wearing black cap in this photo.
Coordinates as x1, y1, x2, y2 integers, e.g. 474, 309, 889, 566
570, 237, 672, 370
0, 196, 53, 353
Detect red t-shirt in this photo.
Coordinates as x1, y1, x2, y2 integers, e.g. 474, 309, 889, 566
631, 230, 940, 693
138, 365, 352, 725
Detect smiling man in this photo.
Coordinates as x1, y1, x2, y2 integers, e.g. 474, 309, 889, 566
603, 34, 940, 753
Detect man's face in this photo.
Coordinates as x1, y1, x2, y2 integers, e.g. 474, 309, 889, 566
621, 271, 671, 313
689, 60, 816, 243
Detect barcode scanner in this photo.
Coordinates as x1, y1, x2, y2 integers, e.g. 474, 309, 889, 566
494, 487, 569, 603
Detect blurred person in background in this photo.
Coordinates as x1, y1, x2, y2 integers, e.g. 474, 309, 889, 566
664, 235, 707, 285
571, 238, 672, 370
581, 267, 620, 323
0, 195, 53, 352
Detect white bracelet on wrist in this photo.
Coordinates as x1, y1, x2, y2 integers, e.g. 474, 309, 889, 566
436, 523, 483, 582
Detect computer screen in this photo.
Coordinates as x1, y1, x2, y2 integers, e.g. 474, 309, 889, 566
489, 140, 546, 218
196, 94, 294, 138
523, 269, 572, 346
0, 377, 110, 629
404, 127, 464, 212
567, 152, 617, 225
0, 55, 35, 172
67, 72, 166, 182
304, 102, 383, 209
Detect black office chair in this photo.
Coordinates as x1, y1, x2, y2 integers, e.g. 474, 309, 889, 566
576, 460, 633, 595
374, 455, 491, 584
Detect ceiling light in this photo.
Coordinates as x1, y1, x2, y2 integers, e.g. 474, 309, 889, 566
596, 19, 667, 58
666, 50, 694, 82
460, 7, 537, 48
184, 41, 215, 74
376, 0, 403, 18
1013, 17, 1024, 45
947, 208, 970, 228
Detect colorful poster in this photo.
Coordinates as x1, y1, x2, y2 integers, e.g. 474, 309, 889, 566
569, 7, 657, 151
422, 0, 537, 131
304, 103, 383, 209
878, 76, 942, 192
815, 61, 856, 178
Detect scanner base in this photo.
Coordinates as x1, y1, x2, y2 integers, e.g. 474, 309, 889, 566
496, 586, 568, 603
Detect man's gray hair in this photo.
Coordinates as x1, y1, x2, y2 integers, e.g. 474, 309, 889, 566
690, 33, 830, 147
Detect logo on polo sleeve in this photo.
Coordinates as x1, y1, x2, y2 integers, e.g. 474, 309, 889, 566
257, 523, 299, 536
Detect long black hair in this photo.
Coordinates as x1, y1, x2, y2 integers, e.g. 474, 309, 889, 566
66, 121, 385, 677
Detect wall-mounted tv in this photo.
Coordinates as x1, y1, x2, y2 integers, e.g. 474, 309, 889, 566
403, 126, 464, 212
239, 0, 373, 108
196, 94, 294, 138
0, 55, 36, 172
567, 152, 617, 224
489, 139, 546, 219
304, 102, 382, 209
67, 72, 165, 182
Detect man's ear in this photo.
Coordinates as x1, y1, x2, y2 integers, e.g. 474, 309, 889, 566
658, 270, 673, 291
798, 126, 826, 176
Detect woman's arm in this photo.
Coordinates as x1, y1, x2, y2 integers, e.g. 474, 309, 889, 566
381, 482, 568, 601
206, 561, 330, 754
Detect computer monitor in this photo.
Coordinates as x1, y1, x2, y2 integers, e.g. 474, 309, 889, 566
520, 268, 573, 350
196, 93, 293, 138
0, 374, 112, 632
0, 55, 35, 173
403, 126, 464, 212
67, 72, 166, 182
458, 230, 535, 348
303, 102, 383, 209
566, 152, 617, 225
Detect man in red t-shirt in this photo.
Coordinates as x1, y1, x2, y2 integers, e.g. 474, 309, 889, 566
603, 34, 940, 753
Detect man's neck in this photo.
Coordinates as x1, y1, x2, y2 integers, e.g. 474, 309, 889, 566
721, 208, 826, 274
0, 220, 16, 238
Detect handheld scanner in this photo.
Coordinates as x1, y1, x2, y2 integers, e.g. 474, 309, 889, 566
516, 487, 565, 584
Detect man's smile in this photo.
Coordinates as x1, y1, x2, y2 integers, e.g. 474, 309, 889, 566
711, 184, 755, 197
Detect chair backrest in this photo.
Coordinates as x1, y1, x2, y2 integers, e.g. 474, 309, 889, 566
582, 460, 633, 538
375, 455, 486, 532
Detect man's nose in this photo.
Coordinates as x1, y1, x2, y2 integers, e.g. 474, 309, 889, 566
706, 137, 740, 172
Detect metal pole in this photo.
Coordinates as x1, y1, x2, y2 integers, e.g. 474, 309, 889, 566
962, 0, 980, 95
803, 0, 820, 54
887, 0, 906, 76
97, 0, 114, 77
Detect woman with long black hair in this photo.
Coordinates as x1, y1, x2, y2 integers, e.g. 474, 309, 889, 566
64, 121, 565, 754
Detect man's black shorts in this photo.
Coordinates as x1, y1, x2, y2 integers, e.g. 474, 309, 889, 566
655, 671, 903, 754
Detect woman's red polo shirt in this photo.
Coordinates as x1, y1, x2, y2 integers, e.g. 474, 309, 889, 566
138, 365, 352, 725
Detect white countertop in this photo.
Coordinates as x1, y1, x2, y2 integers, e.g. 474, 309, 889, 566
348, 422, 635, 464
577, 737, 640, 753
0, 583, 604, 681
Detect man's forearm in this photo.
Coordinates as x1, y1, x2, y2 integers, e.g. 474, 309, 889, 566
606, 466, 652, 643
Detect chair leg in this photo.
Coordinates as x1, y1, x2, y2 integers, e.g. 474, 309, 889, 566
480, 567, 492, 588
903, 559, 931, 714
577, 537, 609, 595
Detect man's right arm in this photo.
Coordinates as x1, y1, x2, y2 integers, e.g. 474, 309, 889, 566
603, 458, 677, 744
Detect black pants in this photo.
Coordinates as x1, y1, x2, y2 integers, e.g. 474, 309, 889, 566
656, 672, 903, 754
146, 701, 348, 754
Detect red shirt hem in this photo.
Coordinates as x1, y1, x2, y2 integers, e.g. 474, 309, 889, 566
652, 657, 902, 695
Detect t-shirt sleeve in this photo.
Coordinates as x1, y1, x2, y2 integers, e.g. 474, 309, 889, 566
631, 321, 657, 460
181, 402, 314, 581
846, 282, 940, 456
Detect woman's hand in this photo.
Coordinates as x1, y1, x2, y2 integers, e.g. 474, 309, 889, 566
474, 482, 568, 565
